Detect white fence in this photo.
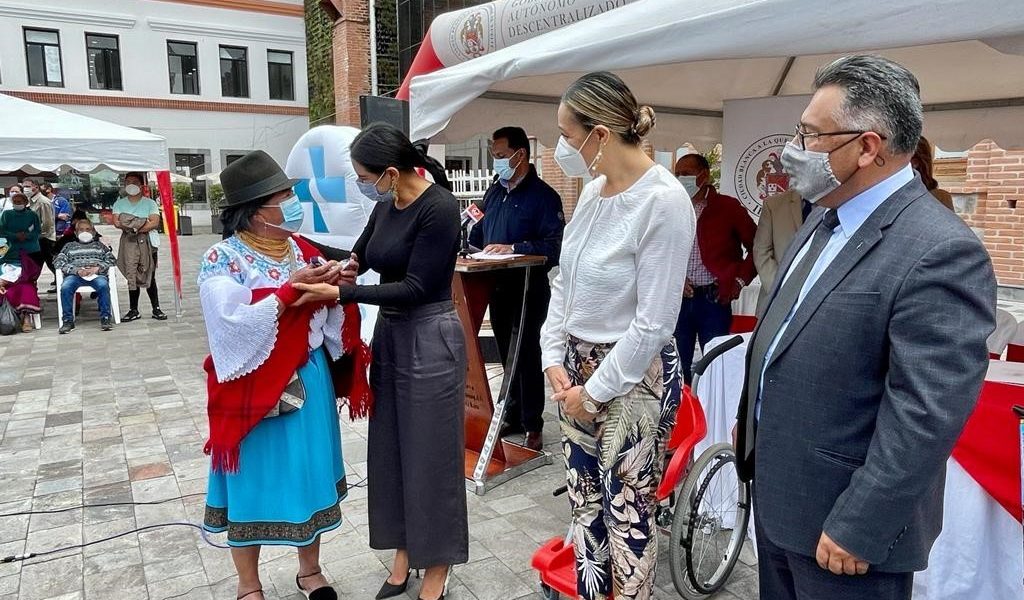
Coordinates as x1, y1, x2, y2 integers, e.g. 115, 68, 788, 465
447, 169, 495, 210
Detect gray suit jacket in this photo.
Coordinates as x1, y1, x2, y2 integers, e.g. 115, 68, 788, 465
735, 176, 996, 572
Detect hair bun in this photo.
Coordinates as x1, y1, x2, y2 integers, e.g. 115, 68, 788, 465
633, 105, 656, 138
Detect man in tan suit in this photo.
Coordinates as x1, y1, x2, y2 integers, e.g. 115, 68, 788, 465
753, 190, 805, 314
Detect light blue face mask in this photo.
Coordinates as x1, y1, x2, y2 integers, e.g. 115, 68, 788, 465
357, 172, 395, 203
493, 150, 523, 183
267, 195, 305, 232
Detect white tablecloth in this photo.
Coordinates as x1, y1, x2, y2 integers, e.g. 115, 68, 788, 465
695, 335, 1023, 598
731, 279, 761, 316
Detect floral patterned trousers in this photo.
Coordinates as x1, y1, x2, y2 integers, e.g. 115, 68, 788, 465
559, 337, 682, 600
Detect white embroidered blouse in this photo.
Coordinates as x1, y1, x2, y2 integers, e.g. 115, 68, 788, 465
540, 165, 695, 403
197, 236, 344, 383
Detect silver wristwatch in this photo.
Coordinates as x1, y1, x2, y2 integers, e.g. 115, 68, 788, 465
580, 388, 600, 415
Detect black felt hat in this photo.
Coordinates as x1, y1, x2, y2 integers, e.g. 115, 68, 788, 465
220, 150, 298, 207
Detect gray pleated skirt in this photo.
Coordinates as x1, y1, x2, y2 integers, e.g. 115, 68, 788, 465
367, 300, 469, 568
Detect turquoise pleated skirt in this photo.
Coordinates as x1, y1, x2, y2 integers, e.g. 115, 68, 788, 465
203, 347, 347, 546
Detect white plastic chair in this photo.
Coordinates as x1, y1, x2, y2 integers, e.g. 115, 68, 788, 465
56, 269, 122, 327
987, 308, 1018, 359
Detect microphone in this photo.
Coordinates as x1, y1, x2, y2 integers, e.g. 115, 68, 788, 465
460, 201, 484, 227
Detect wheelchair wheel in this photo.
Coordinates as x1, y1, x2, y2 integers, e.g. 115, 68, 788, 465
669, 443, 751, 598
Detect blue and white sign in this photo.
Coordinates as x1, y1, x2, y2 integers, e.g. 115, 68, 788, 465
286, 125, 379, 341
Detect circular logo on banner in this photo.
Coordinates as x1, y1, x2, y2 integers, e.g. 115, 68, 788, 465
734, 134, 792, 215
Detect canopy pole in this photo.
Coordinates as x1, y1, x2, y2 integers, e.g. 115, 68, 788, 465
772, 57, 796, 96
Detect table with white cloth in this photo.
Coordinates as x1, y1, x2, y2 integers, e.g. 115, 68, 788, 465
731, 278, 761, 316
695, 335, 1024, 599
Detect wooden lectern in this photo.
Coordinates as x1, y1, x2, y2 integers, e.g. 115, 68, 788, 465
452, 255, 553, 494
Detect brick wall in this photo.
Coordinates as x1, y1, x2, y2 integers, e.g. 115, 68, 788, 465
948, 141, 1024, 286
326, 0, 371, 126
537, 148, 581, 220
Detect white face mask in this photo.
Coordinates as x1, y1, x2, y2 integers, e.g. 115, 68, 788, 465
125, 184, 142, 196
77, 232, 94, 243
553, 130, 598, 178
677, 176, 699, 198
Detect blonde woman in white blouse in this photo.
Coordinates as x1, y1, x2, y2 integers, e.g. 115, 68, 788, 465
541, 71, 695, 600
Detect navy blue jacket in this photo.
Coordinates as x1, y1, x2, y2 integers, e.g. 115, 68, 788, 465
468, 165, 564, 268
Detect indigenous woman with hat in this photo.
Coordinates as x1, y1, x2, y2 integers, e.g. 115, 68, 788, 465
198, 150, 369, 600
292, 123, 467, 600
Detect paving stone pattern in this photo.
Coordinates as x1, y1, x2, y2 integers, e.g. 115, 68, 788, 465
0, 229, 759, 599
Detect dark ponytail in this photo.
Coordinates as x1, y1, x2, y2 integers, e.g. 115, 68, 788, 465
350, 122, 452, 191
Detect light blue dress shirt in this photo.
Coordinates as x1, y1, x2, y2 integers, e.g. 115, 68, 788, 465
755, 165, 914, 418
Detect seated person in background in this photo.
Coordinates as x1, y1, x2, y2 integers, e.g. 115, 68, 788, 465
0, 194, 43, 333
54, 210, 100, 255
54, 220, 117, 334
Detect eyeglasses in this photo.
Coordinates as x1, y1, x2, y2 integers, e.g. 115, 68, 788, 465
793, 125, 887, 151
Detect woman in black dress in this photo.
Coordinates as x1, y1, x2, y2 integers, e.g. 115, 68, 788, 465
294, 123, 467, 600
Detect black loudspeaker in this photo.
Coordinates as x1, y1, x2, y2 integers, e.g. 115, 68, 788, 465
359, 96, 410, 134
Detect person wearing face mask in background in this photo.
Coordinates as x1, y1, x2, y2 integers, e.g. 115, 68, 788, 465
0, 193, 43, 332
197, 150, 366, 600
1, 184, 24, 213
22, 178, 57, 292
43, 183, 73, 239
291, 123, 466, 600
733, 56, 996, 600
113, 172, 167, 321
54, 220, 117, 333
467, 126, 565, 450
539, 71, 693, 600
673, 152, 757, 383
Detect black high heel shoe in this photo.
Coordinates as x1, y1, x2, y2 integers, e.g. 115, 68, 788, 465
376, 569, 418, 600
296, 569, 337, 600
417, 566, 452, 600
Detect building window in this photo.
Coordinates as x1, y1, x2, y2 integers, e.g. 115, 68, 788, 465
85, 33, 122, 90
219, 45, 249, 98
225, 154, 245, 166
174, 153, 208, 202
24, 28, 63, 87
267, 50, 294, 101
168, 41, 200, 95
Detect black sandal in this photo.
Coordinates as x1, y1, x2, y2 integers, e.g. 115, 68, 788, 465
297, 569, 338, 600
236, 589, 263, 600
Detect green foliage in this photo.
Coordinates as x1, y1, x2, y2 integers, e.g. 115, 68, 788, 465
306, 0, 335, 126
208, 184, 225, 212
702, 145, 723, 189
172, 183, 192, 206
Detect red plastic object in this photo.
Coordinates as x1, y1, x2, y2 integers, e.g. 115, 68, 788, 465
532, 385, 711, 598
989, 352, 1002, 360
1006, 344, 1024, 363
657, 386, 707, 501
730, 314, 757, 334
532, 537, 585, 598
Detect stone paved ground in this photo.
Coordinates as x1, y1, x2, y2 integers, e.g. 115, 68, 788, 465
0, 228, 771, 600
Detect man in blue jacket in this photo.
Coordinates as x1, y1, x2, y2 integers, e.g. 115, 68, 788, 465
469, 126, 564, 451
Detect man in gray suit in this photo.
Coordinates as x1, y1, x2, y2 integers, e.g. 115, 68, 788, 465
734, 55, 996, 599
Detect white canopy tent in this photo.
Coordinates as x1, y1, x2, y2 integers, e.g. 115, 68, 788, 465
409, 0, 1024, 151
0, 93, 168, 173
0, 93, 184, 316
